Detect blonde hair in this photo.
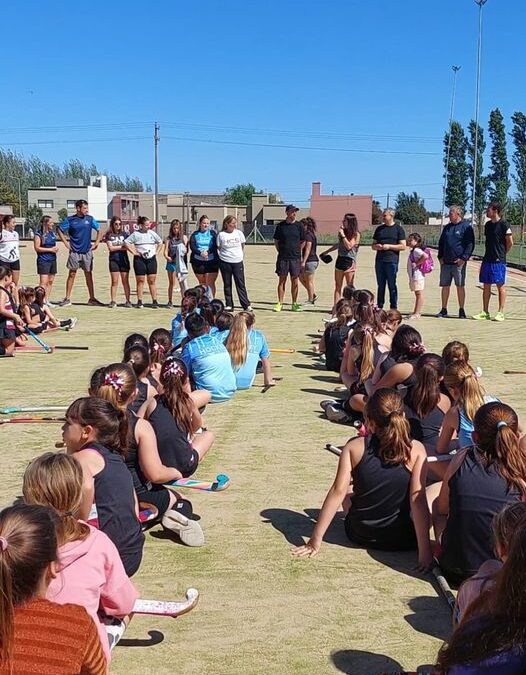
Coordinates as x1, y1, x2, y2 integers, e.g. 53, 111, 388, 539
222, 215, 236, 231
445, 361, 485, 422
94, 363, 137, 410
23, 453, 89, 546
225, 312, 255, 369
350, 325, 375, 384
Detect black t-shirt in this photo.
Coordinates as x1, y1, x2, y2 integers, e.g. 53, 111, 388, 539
273, 220, 304, 260
373, 224, 406, 263
303, 230, 318, 262
483, 219, 512, 262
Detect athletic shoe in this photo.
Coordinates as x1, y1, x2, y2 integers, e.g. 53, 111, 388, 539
291, 303, 303, 312
312, 294, 318, 304
472, 310, 491, 320
408, 313, 421, 320
325, 403, 350, 423
436, 308, 448, 318
45, 301, 56, 308
225, 306, 234, 311
246, 305, 253, 311
458, 308, 467, 319
152, 300, 159, 309
161, 509, 204, 547
273, 302, 282, 312
124, 301, 133, 308
109, 301, 117, 308
136, 300, 144, 309
87, 298, 105, 307
334, 385, 348, 392
69, 317, 78, 330
494, 311, 505, 322
166, 301, 173, 309
59, 298, 72, 307
320, 399, 338, 411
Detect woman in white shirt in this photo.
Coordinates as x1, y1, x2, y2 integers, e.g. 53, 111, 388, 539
217, 216, 251, 311
125, 216, 163, 309
0, 215, 20, 303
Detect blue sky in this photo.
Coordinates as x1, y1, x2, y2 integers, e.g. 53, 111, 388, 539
2, 0, 524, 208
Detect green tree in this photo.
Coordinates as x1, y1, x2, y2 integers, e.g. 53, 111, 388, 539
488, 108, 511, 207
0, 182, 19, 210
394, 192, 428, 225
57, 208, 68, 222
444, 121, 469, 208
25, 204, 44, 230
372, 200, 383, 225
467, 120, 489, 236
510, 111, 526, 240
225, 183, 257, 205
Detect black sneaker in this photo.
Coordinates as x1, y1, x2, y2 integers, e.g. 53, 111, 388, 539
136, 300, 143, 309
152, 300, 159, 309
459, 308, 467, 319
436, 308, 448, 318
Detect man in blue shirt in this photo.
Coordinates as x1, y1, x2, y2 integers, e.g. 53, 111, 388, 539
181, 313, 237, 402
57, 199, 103, 306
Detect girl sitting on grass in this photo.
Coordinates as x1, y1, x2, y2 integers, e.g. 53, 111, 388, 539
124, 344, 158, 413
171, 295, 198, 349
23, 452, 138, 663
294, 389, 432, 569
225, 311, 275, 389
33, 286, 77, 331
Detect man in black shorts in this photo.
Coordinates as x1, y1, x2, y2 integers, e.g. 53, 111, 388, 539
273, 205, 305, 312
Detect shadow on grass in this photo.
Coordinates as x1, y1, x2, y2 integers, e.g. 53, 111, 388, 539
260, 507, 351, 548
118, 630, 164, 648
404, 595, 452, 642
301, 387, 345, 397
331, 649, 403, 674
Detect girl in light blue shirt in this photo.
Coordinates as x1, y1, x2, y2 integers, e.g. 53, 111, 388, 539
225, 312, 275, 389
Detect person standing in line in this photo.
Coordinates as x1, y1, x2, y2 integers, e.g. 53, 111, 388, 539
163, 219, 189, 307
372, 208, 406, 309
273, 204, 305, 312
299, 217, 319, 305
33, 216, 58, 305
125, 216, 163, 309
103, 216, 131, 308
57, 199, 104, 306
320, 213, 361, 307
0, 214, 21, 304
217, 215, 252, 311
189, 215, 219, 298
436, 205, 475, 319
473, 202, 513, 322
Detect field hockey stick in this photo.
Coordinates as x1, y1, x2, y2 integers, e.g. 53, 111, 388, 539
133, 588, 199, 618
164, 473, 230, 492
325, 443, 342, 457
25, 328, 53, 353
504, 370, 526, 375
270, 348, 295, 354
431, 565, 456, 613
0, 416, 65, 425
0, 405, 67, 415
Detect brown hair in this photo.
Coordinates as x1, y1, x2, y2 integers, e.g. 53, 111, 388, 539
473, 402, 526, 494
301, 217, 317, 234
159, 357, 194, 436
364, 389, 412, 465
225, 312, 255, 369
23, 453, 90, 546
215, 311, 234, 332
410, 353, 445, 418
342, 213, 359, 240
198, 214, 209, 227
444, 361, 485, 421
108, 216, 122, 235
124, 345, 150, 380
442, 340, 470, 366
169, 219, 182, 238
66, 397, 128, 458
353, 289, 375, 326
40, 215, 54, 229
0, 504, 58, 666
1, 215, 15, 228
492, 502, 526, 558
222, 215, 236, 231
94, 363, 137, 410
385, 309, 402, 328
149, 328, 172, 366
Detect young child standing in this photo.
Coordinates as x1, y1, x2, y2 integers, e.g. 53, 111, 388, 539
0, 265, 24, 356
406, 233, 429, 319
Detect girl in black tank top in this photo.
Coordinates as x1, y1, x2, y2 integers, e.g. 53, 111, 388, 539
373, 325, 425, 398
123, 344, 158, 414
293, 389, 432, 569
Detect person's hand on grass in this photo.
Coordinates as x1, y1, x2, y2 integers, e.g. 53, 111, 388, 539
292, 538, 320, 558
416, 551, 434, 573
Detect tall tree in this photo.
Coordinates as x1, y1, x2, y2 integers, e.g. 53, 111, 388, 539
510, 111, 526, 240
224, 183, 257, 205
372, 200, 383, 225
467, 120, 489, 233
394, 192, 428, 225
487, 108, 511, 206
444, 121, 469, 209
0, 182, 19, 210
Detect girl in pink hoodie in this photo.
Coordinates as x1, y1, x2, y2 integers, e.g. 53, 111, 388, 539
23, 451, 139, 664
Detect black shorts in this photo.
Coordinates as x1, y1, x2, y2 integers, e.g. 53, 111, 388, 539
109, 257, 131, 273
37, 259, 57, 276
0, 327, 16, 340
1, 259, 20, 272
276, 257, 301, 278
136, 485, 171, 517
335, 256, 356, 272
133, 255, 158, 276
191, 258, 219, 276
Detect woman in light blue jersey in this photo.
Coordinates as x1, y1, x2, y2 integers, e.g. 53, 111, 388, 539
189, 215, 218, 298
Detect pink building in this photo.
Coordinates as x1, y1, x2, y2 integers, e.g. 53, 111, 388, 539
309, 182, 372, 234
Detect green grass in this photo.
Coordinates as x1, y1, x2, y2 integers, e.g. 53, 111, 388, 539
3, 244, 526, 674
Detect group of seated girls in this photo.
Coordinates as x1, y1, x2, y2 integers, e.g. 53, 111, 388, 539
169, 284, 275, 400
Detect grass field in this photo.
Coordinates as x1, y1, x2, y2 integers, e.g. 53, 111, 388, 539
3, 243, 526, 674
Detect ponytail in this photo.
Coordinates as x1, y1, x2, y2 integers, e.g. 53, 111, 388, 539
359, 329, 375, 383
160, 358, 194, 437
411, 353, 444, 418
66, 397, 128, 458
226, 312, 254, 369
364, 389, 412, 465
93, 363, 137, 410
445, 361, 485, 421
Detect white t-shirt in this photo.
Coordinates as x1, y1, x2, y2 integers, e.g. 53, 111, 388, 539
217, 229, 246, 263
0, 229, 20, 263
407, 247, 426, 282
125, 230, 162, 259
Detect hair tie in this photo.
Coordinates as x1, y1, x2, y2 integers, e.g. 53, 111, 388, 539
103, 372, 124, 393
165, 360, 184, 378
153, 343, 166, 353
0, 537, 8, 552
497, 421, 508, 430
62, 511, 73, 518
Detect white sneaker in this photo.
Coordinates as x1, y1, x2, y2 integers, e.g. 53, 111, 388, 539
162, 509, 204, 547
69, 317, 78, 330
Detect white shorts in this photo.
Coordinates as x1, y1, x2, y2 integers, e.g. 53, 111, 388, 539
409, 278, 425, 292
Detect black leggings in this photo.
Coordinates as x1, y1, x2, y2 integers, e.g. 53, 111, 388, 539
219, 260, 250, 309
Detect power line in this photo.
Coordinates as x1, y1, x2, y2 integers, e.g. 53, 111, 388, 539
0, 136, 150, 146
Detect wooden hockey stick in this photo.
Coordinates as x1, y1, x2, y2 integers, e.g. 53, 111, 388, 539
270, 348, 295, 354
0, 416, 65, 425
504, 370, 526, 375
133, 588, 199, 617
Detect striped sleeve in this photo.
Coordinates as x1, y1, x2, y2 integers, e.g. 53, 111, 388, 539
80, 615, 107, 674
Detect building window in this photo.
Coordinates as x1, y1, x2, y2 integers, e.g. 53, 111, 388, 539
266, 219, 274, 226
37, 200, 54, 208
66, 200, 77, 209
210, 220, 218, 228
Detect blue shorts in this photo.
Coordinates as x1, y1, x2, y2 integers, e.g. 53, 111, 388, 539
166, 262, 177, 273
479, 261, 506, 285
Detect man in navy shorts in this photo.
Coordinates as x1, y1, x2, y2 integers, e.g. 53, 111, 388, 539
273, 205, 305, 312
473, 202, 513, 322
57, 200, 104, 306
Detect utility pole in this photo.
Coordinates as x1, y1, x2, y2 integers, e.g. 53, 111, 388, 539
154, 122, 160, 223
472, 0, 489, 228
441, 65, 461, 230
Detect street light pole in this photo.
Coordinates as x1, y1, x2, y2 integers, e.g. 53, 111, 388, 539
441, 65, 461, 230
471, 0, 488, 228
